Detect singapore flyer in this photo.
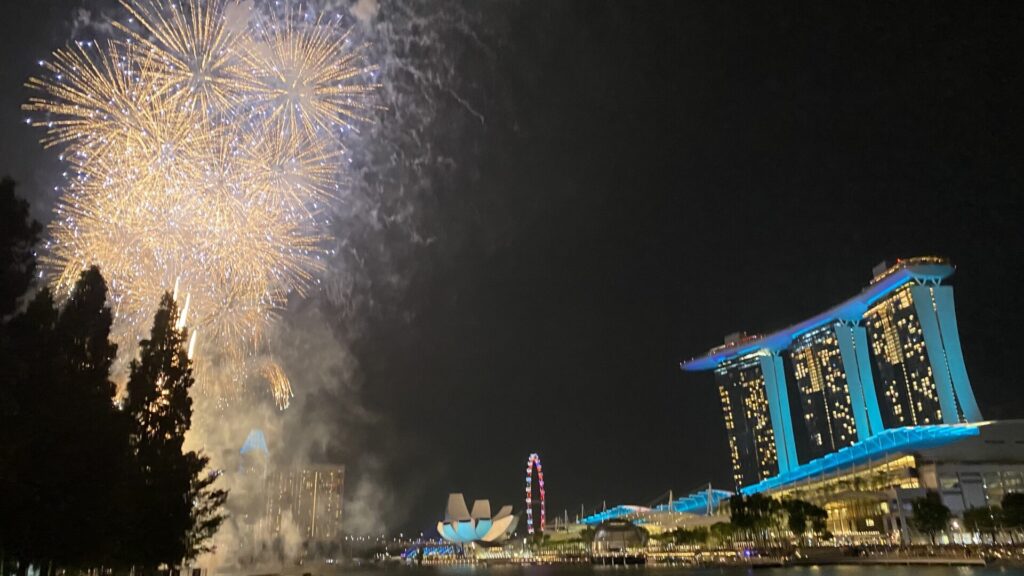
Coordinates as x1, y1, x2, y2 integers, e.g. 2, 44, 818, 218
525, 452, 546, 534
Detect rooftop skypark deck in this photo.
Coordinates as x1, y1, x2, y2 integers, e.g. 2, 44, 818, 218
681, 257, 954, 371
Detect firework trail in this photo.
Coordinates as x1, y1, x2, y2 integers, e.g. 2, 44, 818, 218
24, 0, 379, 407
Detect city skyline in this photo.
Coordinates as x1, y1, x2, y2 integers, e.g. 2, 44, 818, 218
0, 1, 1022, 534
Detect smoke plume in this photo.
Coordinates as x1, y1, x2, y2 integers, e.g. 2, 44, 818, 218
41, 0, 504, 566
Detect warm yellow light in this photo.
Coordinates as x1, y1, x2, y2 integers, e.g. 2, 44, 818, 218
25, 0, 378, 405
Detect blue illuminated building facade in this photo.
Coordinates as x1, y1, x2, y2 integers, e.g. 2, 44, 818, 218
683, 257, 983, 490
715, 356, 770, 487
738, 423, 981, 495
580, 489, 733, 526
864, 281, 983, 427
790, 325, 858, 460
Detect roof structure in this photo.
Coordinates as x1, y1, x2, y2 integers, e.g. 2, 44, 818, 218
581, 505, 650, 526
654, 489, 733, 514
682, 258, 953, 371
580, 488, 733, 525
739, 423, 983, 495
240, 428, 269, 455
437, 493, 517, 544
581, 424, 988, 528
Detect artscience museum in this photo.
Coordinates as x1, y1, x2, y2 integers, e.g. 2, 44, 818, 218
437, 493, 519, 544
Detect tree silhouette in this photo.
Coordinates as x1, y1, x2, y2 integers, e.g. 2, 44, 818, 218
0, 268, 127, 570
730, 493, 783, 546
667, 526, 709, 546
123, 293, 226, 568
0, 188, 225, 570
782, 498, 828, 545
0, 177, 41, 318
183, 452, 228, 561
911, 491, 951, 545
1001, 492, 1024, 543
52, 268, 126, 566
0, 288, 59, 570
963, 506, 1001, 544
709, 521, 735, 545
0, 178, 45, 567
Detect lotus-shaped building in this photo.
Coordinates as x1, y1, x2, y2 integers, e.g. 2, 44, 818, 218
437, 493, 518, 544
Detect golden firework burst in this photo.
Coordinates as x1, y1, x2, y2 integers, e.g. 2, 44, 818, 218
25, 0, 378, 406
260, 359, 294, 411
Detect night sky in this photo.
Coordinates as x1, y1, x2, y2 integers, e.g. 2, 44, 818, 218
2, 1, 1024, 534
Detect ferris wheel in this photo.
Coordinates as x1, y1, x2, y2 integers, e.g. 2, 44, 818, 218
525, 452, 545, 534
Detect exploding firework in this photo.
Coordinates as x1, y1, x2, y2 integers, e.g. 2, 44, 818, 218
24, 0, 378, 407
260, 359, 294, 410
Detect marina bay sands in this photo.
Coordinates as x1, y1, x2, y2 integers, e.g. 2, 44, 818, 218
684, 256, 982, 489
582, 257, 1024, 544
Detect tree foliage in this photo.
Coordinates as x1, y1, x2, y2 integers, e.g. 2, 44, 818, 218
0, 177, 41, 318
0, 190, 226, 574
0, 268, 127, 567
963, 506, 1001, 542
730, 493, 783, 537
1002, 492, 1024, 531
123, 293, 227, 566
667, 526, 710, 546
911, 491, 951, 544
782, 498, 828, 543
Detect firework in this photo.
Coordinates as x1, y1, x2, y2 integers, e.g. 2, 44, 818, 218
25, 0, 378, 407
242, 7, 377, 139
260, 359, 294, 411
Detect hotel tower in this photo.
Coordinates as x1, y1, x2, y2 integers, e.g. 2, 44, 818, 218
683, 257, 983, 489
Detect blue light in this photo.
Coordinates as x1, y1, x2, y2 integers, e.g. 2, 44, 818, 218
739, 424, 982, 495
581, 489, 734, 525
853, 325, 885, 434
240, 429, 268, 455
454, 521, 478, 542
654, 489, 733, 515
912, 285, 961, 424
933, 286, 982, 422
681, 263, 955, 371
441, 523, 459, 542
760, 353, 797, 472
401, 543, 464, 559
474, 519, 493, 539
580, 505, 648, 525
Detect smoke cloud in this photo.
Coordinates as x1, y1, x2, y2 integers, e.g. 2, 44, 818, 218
70, 7, 116, 37
349, 0, 379, 25
36, 0, 503, 567
193, 0, 500, 565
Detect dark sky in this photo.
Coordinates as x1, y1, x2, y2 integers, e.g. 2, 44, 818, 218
3, 1, 1024, 535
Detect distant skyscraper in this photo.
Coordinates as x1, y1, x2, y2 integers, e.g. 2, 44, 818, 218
682, 257, 983, 490
711, 334, 798, 488
230, 430, 346, 555
863, 272, 982, 427
788, 326, 858, 460
715, 355, 780, 487
231, 429, 271, 556
264, 465, 346, 543
239, 429, 269, 477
